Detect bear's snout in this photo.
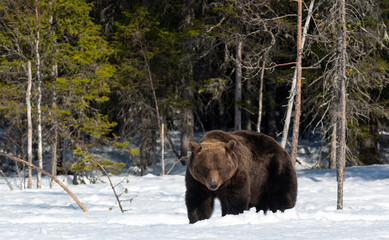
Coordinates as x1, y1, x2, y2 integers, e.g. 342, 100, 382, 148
209, 181, 219, 190
208, 170, 220, 191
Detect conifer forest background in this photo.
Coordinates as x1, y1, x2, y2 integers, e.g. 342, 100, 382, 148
0, 0, 388, 181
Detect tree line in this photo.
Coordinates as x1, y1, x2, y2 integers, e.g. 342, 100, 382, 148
0, 0, 388, 183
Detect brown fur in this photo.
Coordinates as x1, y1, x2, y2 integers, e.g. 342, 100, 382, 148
185, 130, 297, 223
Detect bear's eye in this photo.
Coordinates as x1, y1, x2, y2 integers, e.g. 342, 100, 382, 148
195, 168, 201, 175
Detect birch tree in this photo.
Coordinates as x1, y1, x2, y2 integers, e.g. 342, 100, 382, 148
26, 61, 33, 189
256, 57, 266, 132
0, 0, 38, 187
34, 0, 43, 189
48, 0, 58, 186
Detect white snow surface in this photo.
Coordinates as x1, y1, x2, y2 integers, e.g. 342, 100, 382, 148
1, 165, 389, 240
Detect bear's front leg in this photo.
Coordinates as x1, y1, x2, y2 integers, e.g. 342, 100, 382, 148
186, 193, 214, 223
185, 172, 215, 223
218, 184, 250, 216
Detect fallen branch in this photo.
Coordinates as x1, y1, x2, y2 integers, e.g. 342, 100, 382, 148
166, 156, 188, 175
0, 169, 13, 190
0, 152, 87, 212
165, 128, 181, 159
93, 160, 125, 213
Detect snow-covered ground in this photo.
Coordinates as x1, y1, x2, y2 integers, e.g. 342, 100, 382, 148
1, 165, 389, 240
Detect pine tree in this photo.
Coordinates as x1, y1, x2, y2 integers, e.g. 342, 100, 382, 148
0, 0, 118, 183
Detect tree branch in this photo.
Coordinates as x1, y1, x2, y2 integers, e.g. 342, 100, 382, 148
0, 152, 87, 212
94, 160, 125, 213
0, 169, 13, 190
166, 156, 188, 175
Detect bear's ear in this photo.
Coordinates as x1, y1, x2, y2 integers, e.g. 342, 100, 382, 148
189, 142, 202, 153
226, 140, 236, 151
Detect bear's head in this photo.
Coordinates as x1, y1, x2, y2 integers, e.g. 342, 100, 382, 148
188, 140, 238, 191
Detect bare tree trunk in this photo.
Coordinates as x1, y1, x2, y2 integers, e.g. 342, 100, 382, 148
50, 65, 58, 188
50, 130, 57, 179
330, 109, 337, 169
281, 0, 315, 149
34, 0, 43, 189
26, 60, 33, 189
290, 0, 303, 166
49, 2, 58, 188
336, 0, 347, 210
234, 37, 242, 131
161, 123, 165, 175
257, 59, 266, 132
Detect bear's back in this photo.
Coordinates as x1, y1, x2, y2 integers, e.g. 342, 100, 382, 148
231, 130, 287, 156
200, 130, 238, 143
202, 130, 286, 155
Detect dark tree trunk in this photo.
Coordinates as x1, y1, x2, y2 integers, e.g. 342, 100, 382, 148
358, 119, 379, 165
139, 109, 155, 175
142, 0, 151, 10
180, 0, 195, 163
181, 107, 194, 161
245, 78, 253, 131
265, 79, 277, 139
330, 108, 337, 169
234, 38, 242, 131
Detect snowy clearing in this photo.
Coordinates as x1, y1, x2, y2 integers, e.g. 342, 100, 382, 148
1, 165, 389, 240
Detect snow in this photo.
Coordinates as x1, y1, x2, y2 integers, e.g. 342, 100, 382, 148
1, 165, 389, 240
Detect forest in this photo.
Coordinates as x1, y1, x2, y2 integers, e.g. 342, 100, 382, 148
0, 0, 388, 183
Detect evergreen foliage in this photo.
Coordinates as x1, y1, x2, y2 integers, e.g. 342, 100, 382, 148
0, 0, 388, 178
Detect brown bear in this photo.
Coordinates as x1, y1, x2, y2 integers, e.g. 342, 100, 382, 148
185, 130, 297, 223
